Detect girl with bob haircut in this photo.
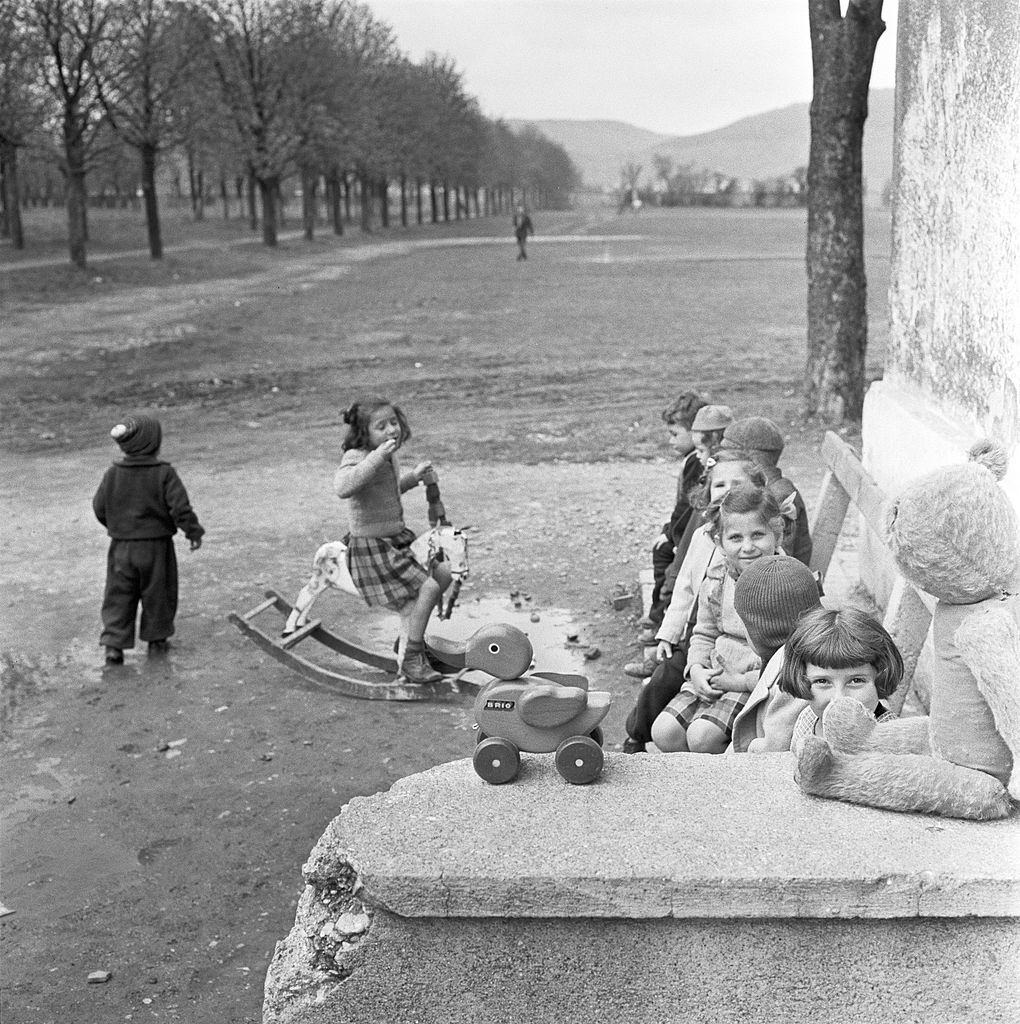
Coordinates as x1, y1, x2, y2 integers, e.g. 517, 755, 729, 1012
779, 607, 904, 747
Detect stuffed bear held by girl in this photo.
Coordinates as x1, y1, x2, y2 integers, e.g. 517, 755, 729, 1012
796, 439, 1019, 820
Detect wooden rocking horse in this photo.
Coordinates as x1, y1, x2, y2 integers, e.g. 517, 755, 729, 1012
282, 479, 469, 636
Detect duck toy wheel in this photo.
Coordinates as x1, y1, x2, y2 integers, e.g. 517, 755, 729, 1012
555, 735, 604, 785
428, 623, 612, 786
473, 736, 522, 785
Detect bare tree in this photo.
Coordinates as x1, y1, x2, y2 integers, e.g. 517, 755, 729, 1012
620, 161, 642, 207
204, 0, 301, 246
29, 0, 118, 268
804, 0, 885, 423
0, 1, 49, 248
98, 0, 201, 258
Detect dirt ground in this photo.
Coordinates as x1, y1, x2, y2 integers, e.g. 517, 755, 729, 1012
1, 202, 886, 1023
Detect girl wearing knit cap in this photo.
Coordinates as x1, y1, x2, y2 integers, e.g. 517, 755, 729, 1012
334, 397, 452, 685
651, 483, 788, 754
93, 415, 204, 665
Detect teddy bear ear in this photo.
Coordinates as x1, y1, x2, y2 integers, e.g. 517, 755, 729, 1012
968, 438, 1009, 481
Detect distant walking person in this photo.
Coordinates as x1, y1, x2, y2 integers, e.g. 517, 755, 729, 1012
93, 414, 204, 665
513, 204, 534, 261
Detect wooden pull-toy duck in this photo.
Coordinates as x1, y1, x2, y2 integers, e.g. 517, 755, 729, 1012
428, 623, 613, 785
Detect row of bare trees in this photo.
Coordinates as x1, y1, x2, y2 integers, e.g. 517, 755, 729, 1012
0, 0, 580, 266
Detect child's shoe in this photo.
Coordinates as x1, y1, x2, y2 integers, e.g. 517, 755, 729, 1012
401, 647, 442, 688
622, 737, 647, 754
624, 657, 658, 679
147, 639, 169, 657
105, 646, 124, 665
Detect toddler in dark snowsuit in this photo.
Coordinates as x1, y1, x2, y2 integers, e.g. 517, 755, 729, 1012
93, 415, 204, 664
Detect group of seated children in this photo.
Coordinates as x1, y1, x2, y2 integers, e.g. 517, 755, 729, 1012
623, 390, 901, 755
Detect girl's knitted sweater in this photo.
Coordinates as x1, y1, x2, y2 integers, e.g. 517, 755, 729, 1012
334, 448, 420, 538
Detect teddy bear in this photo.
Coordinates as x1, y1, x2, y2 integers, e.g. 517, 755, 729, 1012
796, 439, 1019, 820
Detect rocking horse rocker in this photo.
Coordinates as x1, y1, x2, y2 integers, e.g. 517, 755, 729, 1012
229, 479, 472, 701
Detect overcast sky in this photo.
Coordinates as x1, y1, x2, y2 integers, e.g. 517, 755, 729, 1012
368, 0, 900, 136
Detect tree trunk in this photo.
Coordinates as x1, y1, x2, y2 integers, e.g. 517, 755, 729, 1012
0, 142, 25, 249
442, 181, 450, 221
301, 167, 317, 241
247, 170, 258, 231
804, 0, 885, 423
359, 171, 371, 232
378, 177, 389, 228
259, 175, 279, 246
140, 143, 163, 259
429, 180, 438, 223
327, 170, 343, 235
220, 176, 230, 220
62, 120, 88, 268
400, 175, 407, 228
415, 180, 423, 225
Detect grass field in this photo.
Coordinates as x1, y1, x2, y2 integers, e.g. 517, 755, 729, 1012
2, 201, 891, 467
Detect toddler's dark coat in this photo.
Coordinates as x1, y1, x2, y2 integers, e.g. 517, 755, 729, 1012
93, 453, 204, 650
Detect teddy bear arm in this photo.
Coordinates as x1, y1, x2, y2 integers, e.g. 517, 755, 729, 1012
796, 740, 1012, 820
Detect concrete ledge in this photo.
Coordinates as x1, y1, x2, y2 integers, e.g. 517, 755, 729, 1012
264, 755, 1020, 1023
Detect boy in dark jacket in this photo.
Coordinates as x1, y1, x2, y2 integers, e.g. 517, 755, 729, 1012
93, 415, 204, 664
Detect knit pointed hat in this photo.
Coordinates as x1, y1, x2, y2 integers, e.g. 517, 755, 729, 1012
111, 415, 162, 456
734, 554, 822, 663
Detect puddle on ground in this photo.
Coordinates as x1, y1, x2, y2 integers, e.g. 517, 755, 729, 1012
359, 594, 593, 675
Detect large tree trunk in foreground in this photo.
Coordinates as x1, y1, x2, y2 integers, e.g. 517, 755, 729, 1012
804, 0, 885, 424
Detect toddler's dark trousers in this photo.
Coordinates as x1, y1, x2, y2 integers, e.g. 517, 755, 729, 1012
624, 645, 688, 745
100, 537, 178, 649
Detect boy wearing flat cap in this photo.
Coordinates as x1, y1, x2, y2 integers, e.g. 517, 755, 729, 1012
92, 414, 204, 665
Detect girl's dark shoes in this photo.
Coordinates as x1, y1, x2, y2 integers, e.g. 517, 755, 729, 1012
401, 650, 442, 684
148, 640, 169, 657
104, 646, 124, 665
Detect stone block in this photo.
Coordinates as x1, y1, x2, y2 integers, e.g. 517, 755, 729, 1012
264, 754, 1020, 1024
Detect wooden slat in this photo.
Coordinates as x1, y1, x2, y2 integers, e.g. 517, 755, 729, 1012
808, 467, 852, 576
881, 575, 933, 713
242, 596, 279, 620
819, 431, 889, 541
279, 619, 322, 650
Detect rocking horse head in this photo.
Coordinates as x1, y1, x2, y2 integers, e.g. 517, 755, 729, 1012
411, 523, 469, 619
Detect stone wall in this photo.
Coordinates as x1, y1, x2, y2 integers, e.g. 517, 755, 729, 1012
263, 756, 1020, 1024
861, 0, 1020, 605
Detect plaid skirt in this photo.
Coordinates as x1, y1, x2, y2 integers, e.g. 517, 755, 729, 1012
346, 529, 429, 611
662, 687, 750, 737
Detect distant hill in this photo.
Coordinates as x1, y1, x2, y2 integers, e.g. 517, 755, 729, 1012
511, 89, 894, 201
